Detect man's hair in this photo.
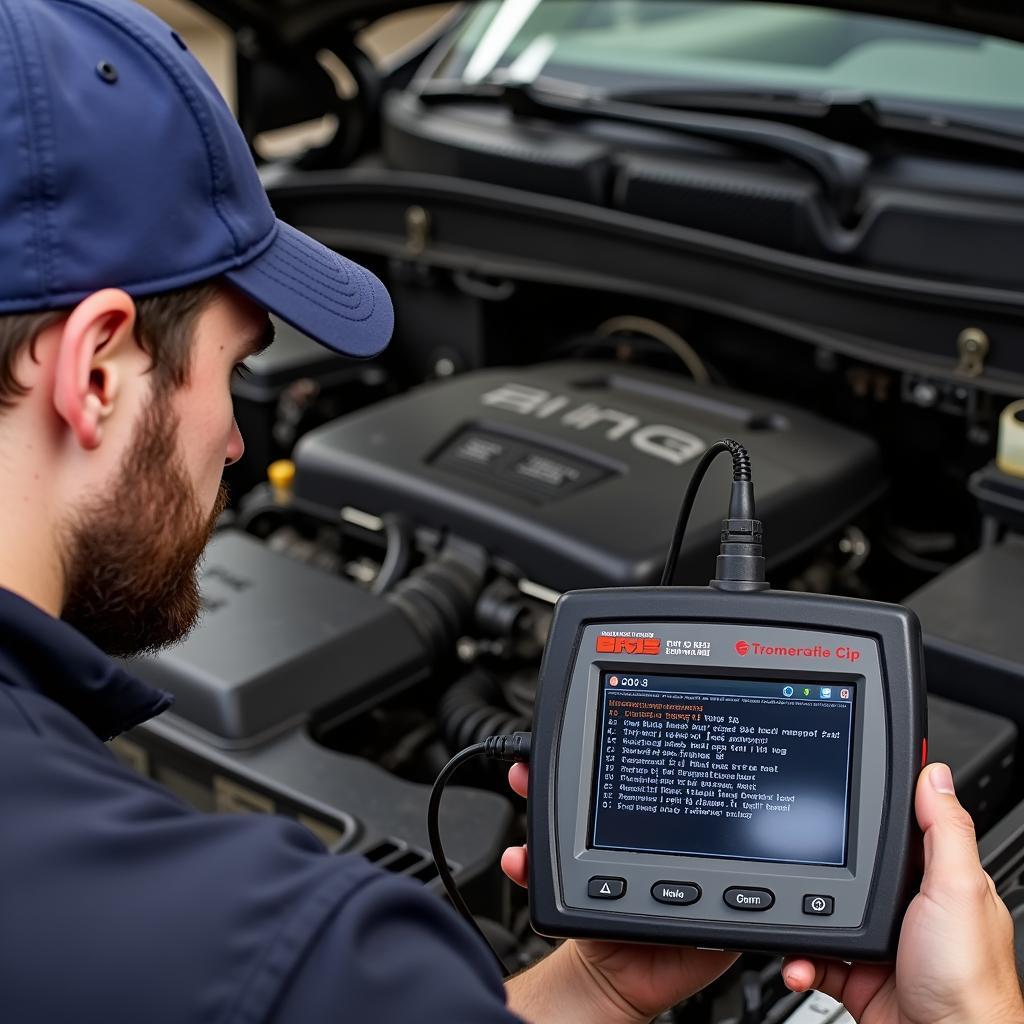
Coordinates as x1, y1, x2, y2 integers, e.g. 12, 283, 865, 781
0, 280, 221, 409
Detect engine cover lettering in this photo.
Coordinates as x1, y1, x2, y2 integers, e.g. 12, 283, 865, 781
480, 383, 704, 467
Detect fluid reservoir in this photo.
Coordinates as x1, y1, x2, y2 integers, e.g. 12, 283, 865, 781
996, 400, 1024, 479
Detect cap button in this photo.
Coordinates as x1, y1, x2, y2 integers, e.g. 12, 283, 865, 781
267, 460, 296, 504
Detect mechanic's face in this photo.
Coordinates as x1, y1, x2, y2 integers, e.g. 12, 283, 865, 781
166, 286, 270, 515
60, 288, 271, 657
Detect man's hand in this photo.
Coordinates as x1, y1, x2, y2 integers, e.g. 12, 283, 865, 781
782, 762, 1024, 1024
501, 763, 738, 1024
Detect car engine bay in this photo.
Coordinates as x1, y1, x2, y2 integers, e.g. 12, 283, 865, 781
109, 1, 1024, 1018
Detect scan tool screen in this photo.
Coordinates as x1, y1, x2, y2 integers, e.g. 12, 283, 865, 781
590, 673, 855, 866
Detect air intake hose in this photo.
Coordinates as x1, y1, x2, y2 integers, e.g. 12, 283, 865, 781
385, 539, 488, 663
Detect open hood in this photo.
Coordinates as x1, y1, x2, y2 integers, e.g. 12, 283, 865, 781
195, 0, 1024, 167
193, 0, 448, 48
192, 1, 1024, 50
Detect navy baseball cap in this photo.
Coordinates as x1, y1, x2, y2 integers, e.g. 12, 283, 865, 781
0, 0, 392, 358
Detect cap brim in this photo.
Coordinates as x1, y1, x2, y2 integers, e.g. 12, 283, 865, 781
225, 220, 393, 359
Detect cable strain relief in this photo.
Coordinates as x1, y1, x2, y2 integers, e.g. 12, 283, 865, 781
723, 439, 752, 481
728, 480, 756, 520
483, 731, 533, 763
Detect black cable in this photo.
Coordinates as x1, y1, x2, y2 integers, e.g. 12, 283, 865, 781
660, 438, 751, 586
427, 733, 532, 978
427, 742, 495, 963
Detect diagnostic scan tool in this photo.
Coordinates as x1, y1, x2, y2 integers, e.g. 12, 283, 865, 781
527, 441, 927, 960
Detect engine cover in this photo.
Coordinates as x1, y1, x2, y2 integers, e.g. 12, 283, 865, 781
293, 362, 881, 590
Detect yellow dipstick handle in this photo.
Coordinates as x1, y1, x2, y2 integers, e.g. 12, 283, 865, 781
267, 459, 295, 504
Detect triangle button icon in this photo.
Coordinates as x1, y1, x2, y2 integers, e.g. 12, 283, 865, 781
589, 876, 625, 899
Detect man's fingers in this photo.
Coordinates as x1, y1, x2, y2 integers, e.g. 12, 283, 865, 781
782, 958, 851, 1000
916, 763, 986, 902
502, 768, 528, 885
508, 763, 528, 799
501, 845, 528, 888
781, 958, 817, 992
784, 957, 894, 1021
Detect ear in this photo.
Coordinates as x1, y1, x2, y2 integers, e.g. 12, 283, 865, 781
52, 289, 138, 451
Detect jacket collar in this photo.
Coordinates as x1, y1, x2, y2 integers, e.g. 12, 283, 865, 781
0, 587, 173, 740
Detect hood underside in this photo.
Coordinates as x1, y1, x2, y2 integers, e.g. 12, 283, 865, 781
193, 1, 1024, 50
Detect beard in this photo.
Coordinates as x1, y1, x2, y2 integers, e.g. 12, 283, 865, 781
61, 395, 228, 658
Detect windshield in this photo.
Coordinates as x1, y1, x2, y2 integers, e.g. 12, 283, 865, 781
428, 1, 1024, 124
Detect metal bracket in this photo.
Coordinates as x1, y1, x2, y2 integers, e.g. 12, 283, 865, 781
956, 328, 989, 377
405, 205, 431, 256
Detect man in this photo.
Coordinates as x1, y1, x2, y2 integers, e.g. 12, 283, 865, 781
0, 2, 1021, 1022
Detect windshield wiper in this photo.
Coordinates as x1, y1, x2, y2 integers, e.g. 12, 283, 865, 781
609, 84, 873, 118
418, 79, 869, 220
879, 105, 1024, 156
610, 85, 1024, 158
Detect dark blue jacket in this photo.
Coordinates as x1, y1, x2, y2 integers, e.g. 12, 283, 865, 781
0, 587, 520, 1023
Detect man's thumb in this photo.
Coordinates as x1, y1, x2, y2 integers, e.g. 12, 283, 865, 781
916, 762, 984, 895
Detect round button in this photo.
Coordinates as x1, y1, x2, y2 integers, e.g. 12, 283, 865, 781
723, 886, 775, 911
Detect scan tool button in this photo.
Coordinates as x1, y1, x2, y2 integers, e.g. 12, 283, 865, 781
588, 877, 626, 900
651, 881, 702, 906
723, 887, 775, 911
803, 894, 835, 916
